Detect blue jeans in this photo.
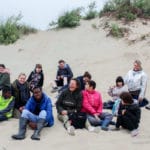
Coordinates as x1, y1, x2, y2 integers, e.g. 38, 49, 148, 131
21, 109, 47, 123
87, 112, 113, 127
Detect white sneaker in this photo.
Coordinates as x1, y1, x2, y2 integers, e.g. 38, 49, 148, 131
131, 129, 139, 137
67, 126, 75, 136
88, 126, 100, 133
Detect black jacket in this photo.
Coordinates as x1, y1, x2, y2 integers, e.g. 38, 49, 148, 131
27, 70, 44, 88
117, 103, 141, 130
56, 64, 73, 82
11, 80, 30, 109
56, 89, 82, 114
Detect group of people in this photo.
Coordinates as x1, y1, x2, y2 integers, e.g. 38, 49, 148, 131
0, 59, 149, 141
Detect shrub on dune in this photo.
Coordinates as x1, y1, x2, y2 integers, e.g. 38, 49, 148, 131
0, 14, 37, 45
84, 1, 98, 20
100, 0, 150, 21
58, 8, 82, 28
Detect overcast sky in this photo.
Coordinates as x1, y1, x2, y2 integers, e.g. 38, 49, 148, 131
0, 0, 108, 30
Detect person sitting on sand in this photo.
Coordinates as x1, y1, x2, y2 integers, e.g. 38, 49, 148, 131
56, 78, 99, 136
11, 73, 31, 118
27, 64, 44, 91
12, 86, 54, 140
124, 60, 148, 107
0, 87, 15, 121
81, 80, 113, 131
0, 64, 11, 90
51, 60, 73, 93
112, 92, 141, 137
77, 71, 92, 91
103, 76, 128, 109
57, 71, 92, 95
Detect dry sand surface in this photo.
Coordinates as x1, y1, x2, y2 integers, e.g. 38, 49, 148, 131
0, 18, 150, 150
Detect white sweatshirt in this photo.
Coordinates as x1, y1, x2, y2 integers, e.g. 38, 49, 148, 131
108, 85, 128, 101
124, 69, 148, 99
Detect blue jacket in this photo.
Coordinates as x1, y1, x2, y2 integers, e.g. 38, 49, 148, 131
25, 93, 54, 127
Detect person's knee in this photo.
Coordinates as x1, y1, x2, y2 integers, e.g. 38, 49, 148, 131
21, 109, 30, 118
39, 110, 47, 119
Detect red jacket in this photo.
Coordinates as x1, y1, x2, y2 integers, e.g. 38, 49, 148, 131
81, 90, 103, 115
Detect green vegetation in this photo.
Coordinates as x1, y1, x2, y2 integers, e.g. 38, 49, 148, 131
49, 1, 98, 29
100, 0, 150, 21
109, 23, 128, 38
57, 8, 82, 28
0, 14, 37, 45
84, 1, 98, 20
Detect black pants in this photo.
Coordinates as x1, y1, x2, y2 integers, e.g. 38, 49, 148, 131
116, 115, 138, 131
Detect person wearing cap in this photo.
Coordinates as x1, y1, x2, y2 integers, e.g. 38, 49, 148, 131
0, 87, 15, 121
27, 64, 44, 91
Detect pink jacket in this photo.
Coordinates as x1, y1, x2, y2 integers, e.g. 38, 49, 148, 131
81, 90, 103, 115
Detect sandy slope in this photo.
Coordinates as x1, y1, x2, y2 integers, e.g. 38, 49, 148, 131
0, 18, 150, 150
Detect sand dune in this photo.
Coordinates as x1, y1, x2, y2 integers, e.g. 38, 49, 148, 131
0, 18, 150, 150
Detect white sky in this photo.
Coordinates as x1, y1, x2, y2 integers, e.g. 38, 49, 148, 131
0, 0, 108, 30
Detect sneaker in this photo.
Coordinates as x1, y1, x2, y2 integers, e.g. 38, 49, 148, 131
131, 129, 139, 137
101, 126, 109, 131
145, 105, 150, 110
67, 126, 75, 136
88, 126, 100, 133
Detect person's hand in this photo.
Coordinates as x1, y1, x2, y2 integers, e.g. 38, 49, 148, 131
94, 114, 100, 121
61, 110, 68, 115
138, 97, 143, 102
110, 85, 115, 89
60, 75, 64, 79
19, 106, 24, 113
122, 109, 126, 115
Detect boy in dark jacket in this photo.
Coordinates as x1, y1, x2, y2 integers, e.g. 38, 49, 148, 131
114, 92, 141, 137
51, 60, 73, 92
12, 87, 54, 141
27, 64, 44, 91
